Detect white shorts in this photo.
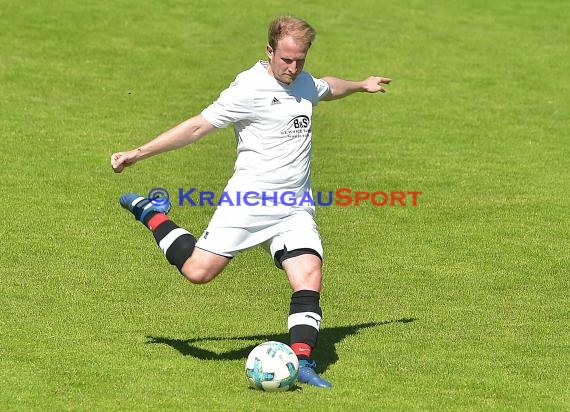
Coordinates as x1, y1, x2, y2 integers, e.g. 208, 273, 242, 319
195, 204, 323, 263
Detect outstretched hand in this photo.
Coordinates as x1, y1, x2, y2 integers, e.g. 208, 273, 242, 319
111, 149, 139, 173
362, 76, 392, 93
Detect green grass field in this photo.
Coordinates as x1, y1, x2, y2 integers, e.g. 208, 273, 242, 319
1, 0, 569, 410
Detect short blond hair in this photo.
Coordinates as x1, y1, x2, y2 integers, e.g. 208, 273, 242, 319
268, 16, 316, 51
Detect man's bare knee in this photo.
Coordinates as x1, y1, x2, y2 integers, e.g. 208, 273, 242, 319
180, 265, 214, 284
282, 254, 323, 292
179, 251, 230, 284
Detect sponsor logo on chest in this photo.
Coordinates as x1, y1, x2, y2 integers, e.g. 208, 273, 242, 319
268, 96, 312, 138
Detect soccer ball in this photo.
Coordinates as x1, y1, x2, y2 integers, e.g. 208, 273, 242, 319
245, 341, 299, 391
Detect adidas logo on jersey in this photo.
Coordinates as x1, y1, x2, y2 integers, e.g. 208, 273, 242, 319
271, 97, 281, 105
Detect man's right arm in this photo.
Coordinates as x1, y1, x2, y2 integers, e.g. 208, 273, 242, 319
111, 114, 216, 173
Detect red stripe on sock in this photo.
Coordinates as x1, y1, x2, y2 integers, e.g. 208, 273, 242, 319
291, 343, 312, 358
147, 213, 170, 231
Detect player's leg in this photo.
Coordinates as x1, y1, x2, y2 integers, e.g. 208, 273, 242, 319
280, 253, 332, 388
281, 253, 323, 361
119, 192, 229, 283
269, 210, 332, 388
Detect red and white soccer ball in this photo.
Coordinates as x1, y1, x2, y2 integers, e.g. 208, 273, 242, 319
245, 341, 299, 391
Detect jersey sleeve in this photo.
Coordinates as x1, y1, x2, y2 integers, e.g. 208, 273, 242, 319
314, 77, 330, 100
310, 76, 330, 106
201, 80, 256, 128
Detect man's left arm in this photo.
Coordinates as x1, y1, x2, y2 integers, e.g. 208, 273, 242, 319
321, 76, 392, 101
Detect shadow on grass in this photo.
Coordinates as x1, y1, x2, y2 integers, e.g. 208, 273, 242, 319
147, 317, 415, 372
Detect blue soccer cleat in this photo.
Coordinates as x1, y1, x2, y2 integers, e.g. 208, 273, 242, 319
119, 192, 171, 222
297, 360, 332, 389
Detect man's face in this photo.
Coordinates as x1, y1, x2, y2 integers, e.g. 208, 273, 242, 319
267, 35, 308, 85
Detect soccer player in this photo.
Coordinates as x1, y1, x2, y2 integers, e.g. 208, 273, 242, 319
111, 15, 391, 389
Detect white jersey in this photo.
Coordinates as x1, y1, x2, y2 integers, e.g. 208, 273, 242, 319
201, 61, 330, 200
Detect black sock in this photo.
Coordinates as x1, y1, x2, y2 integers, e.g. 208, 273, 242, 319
288, 290, 322, 360
146, 214, 196, 272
